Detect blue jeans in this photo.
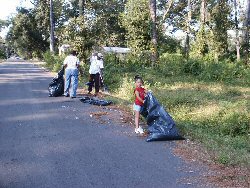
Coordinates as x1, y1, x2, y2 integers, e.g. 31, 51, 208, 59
64, 68, 79, 97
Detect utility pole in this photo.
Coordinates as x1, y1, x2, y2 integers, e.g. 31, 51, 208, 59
50, 0, 55, 53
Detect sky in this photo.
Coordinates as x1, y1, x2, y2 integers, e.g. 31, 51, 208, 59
0, 0, 33, 38
0, 0, 247, 39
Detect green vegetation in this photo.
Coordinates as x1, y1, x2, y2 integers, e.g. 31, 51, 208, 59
102, 53, 250, 166
5, 0, 250, 168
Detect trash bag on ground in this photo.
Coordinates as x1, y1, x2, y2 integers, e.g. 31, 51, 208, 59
48, 68, 64, 97
141, 92, 183, 142
80, 96, 112, 106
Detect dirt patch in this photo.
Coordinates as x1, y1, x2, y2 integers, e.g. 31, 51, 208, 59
173, 139, 250, 187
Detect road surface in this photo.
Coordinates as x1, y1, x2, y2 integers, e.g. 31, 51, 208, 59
0, 61, 201, 188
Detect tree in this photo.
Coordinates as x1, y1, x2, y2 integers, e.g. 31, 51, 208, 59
6, 8, 49, 58
243, 0, 250, 64
192, 0, 208, 58
184, 0, 192, 59
149, 0, 158, 65
209, 0, 231, 61
234, 0, 240, 61
50, 0, 55, 53
120, 0, 151, 58
79, 0, 85, 16
0, 19, 7, 32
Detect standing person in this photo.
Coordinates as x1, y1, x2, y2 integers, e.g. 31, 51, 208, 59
63, 50, 80, 98
134, 75, 146, 134
88, 53, 104, 96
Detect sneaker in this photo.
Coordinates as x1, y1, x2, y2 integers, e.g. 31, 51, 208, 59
135, 126, 144, 134
64, 93, 69, 97
137, 126, 144, 134
135, 128, 139, 134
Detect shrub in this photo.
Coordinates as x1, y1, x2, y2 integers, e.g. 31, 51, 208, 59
43, 51, 65, 72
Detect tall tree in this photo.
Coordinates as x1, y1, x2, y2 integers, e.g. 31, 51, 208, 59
149, 0, 158, 65
50, 0, 55, 53
243, 0, 250, 64
234, 0, 240, 61
209, 0, 230, 61
79, 0, 85, 16
120, 0, 151, 57
184, 0, 192, 59
194, 0, 208, 57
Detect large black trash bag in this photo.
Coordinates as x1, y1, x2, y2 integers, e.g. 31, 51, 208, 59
80, 96, 112, 106
141, 92, 183, 142
48, 68, 64, 97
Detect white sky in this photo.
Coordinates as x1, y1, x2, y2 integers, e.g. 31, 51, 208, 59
0, 0, 33, 38
0, 0, 247, 39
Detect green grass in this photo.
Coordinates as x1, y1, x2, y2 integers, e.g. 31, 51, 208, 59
43, 52, 250, 167
101, 55, 250, 167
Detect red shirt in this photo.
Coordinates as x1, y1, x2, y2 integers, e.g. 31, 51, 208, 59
134, 87, 145, 106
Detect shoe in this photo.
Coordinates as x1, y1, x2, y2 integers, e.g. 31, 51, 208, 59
135, 128, 139, 134
70, 96, 76, 99
137, 126, 144, 134
135, 126, 144, 134
64, 93, 69, 97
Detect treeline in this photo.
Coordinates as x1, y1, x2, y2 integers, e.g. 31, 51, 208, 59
4, 0, 250, 65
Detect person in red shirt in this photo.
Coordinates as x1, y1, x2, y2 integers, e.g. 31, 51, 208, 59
133, 75, 147, 134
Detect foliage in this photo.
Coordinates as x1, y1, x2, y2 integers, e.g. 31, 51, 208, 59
120, 0, 151, 56
43, 51, 65, 72
104, 55, 250, 166
6, 8, 49, 59
208, 0, 231, 60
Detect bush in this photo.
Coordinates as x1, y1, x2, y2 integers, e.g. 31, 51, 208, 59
0, 49, 6, 59
43, 51, 65, 72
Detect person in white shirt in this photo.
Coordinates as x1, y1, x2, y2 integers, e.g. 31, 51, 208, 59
88, 53, 104, 95
63, 50, 80, 98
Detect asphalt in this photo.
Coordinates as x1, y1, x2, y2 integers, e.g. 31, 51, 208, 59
0, 61, 202, 188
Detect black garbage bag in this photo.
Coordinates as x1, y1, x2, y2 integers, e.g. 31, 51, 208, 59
141, 92, 183, 142
48, 68, 64, 97
80, 96, 112, 106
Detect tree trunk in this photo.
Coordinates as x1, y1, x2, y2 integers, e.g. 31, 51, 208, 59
79, 0, 85, 16
200, 0, 206, 24
234, 0, 240, 61
49, 0, 55, 53
185, 0, 191, 59
162, 0, 173, 22
149, 0, 158, 66
243, 0, 250, 64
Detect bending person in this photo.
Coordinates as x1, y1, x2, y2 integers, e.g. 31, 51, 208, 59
63, 50, 80, 98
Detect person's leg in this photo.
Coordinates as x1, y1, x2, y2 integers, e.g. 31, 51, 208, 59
71, 68, 79, 97
133, 104, 144, 134
88, 74, 94, 93
94, 73, 100, 94
135, 111, 140, 130
64, 69, 71, 96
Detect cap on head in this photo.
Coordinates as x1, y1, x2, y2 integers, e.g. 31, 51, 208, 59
97, 53, 103, 58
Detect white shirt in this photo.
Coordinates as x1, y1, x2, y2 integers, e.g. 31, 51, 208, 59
63, 55, 80, 69
89, 59, 104, 74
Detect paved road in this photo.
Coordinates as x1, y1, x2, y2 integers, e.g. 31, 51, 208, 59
0, 61, 201, 188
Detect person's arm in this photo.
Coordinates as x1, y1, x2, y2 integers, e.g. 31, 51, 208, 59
76, 58, 80, 69
63, 58, 68, 68
135, 90, 144, 103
